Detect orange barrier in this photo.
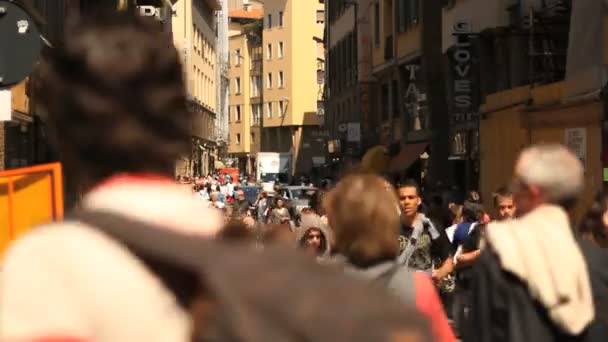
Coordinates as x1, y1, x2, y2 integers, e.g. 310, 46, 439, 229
0, 163, 64, 260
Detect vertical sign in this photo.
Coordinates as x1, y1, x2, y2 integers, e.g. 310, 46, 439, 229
451, 20, 474, 124
401, 63, 426, 131
565, 127, 587, 170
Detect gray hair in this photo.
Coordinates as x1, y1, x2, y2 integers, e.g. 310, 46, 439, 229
516, 144, 584, 207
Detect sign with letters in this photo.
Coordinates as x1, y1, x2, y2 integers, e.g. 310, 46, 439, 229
451, 20, 474, 124
565, 127, 587, 171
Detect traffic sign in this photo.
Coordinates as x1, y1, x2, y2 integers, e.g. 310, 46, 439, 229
0, 1, 41, 89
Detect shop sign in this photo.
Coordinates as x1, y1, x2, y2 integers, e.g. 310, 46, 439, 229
403, 64, 420, 100
138, 6, 163, 20
449, 131, 468, 158
347, 122, 360, 142
137, 4, 177, 22
401, 63, 427, 131
451, 20, 476, 124
565, 127, 587, 170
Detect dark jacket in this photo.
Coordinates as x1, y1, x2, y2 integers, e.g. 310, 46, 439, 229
579, 240, 608, 341
468, 250, 595, 342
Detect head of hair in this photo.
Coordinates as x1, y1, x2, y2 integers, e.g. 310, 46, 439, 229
397, 179, 421, 197
299, 227, 328, 254
308, 190, 325, 215
37, 12, 190, 189
516, 144, 584, 210
324, 173, 400, 267
467, 190, 481, 204
450, 204, 463, 224
219, 220, 254, 241
462, 201, 482, 223
493, 186, 513, 208
579, 192, 608, 247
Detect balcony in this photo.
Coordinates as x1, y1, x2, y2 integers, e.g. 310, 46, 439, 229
250, 59, 263, 75
384, 35, 394, 61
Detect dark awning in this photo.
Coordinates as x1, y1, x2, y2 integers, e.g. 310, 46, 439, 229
387, 143, 428, 174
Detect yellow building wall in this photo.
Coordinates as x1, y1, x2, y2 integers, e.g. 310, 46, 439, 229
262, 0, 289, 128
479, 105, 529, 214
262, 0, 322, 128
527, 103, 603, 223
289, 0, 323, 127
172, 0, 216, 110
396, 25, 421, 59
228, 33, 252, 154
480, 82, 603, 223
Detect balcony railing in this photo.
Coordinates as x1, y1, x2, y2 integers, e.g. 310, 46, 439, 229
250, 59, 263, 74
384, 35, 394, 61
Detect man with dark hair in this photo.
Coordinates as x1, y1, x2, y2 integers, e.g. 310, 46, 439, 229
397, 179, 453, 283
492, 186, 516, 221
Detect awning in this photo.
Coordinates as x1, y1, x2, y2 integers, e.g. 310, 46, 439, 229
387, 143, 428, 174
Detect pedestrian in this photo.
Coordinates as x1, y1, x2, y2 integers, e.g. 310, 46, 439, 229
271, 198, 291, 225
469, 144, 595, 341
255, 191, 269, 223
324, 173, 455, 342
492, 186, 517, 221
0, 12, 224, 341
396, 180, 454, 284
234, 190, 252, 217
297, 213, 332, 261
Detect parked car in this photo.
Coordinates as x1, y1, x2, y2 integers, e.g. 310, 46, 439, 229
277, 186, 318, 214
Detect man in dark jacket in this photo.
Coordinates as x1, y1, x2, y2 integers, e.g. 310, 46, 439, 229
468, 144, 595, 342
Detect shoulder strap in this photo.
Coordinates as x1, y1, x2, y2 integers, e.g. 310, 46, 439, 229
366, 262, 416, 304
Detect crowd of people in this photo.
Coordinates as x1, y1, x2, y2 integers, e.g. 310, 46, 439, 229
1, 11, 607, 342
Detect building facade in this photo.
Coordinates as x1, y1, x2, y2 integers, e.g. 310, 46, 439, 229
350, 0, 449, 186
215, 0, 231, 168
325, 0, 371, 176
172, 0, 222, 178
452, 0, 605, 221
227, 5, 264, 177
260, 0, 326, 178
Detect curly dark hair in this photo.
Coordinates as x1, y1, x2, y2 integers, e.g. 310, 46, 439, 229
37, 12, 190, 187
579, 192, 608, 248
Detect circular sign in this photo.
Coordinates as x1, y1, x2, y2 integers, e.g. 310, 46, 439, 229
0, 1, 42, 89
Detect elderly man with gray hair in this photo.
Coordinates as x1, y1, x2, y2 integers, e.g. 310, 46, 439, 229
468, 144, 596, 342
